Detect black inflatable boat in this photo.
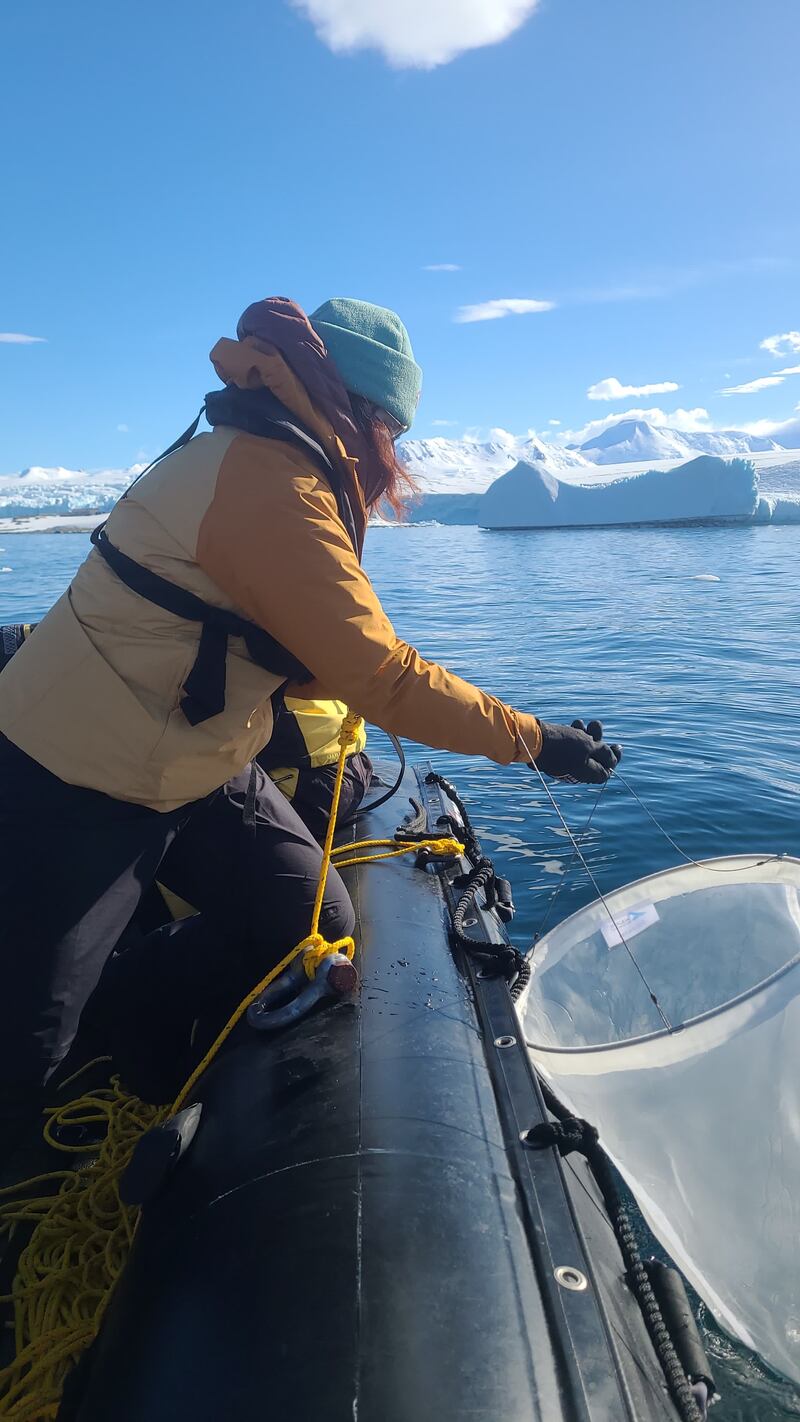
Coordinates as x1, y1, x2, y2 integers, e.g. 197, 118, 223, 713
7, 761, 711, 1421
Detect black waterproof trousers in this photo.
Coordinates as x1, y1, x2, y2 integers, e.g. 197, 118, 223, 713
261, 750, 374, 844
0, 734, 354, 1135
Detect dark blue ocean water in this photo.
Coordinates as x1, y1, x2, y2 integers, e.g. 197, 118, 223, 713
2, 522, 800, 1419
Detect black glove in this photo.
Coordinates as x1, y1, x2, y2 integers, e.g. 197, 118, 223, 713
533, 718, 622, 785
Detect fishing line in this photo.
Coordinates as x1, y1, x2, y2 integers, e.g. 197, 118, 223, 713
518, 731, 673, 1031
530, 780, 608, 945
614, 772, 786, 874
518, 732, 789, 1030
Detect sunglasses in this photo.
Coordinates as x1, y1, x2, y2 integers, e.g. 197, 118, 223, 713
372, 405, 407, 441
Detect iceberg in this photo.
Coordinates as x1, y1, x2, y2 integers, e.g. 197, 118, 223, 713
754, 493, 800, 524
480, 454, 800, 529
407, 492, 483, 524
2, 448, 798, 534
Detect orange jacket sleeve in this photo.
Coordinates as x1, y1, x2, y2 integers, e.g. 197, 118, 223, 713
196, 435, 542, 765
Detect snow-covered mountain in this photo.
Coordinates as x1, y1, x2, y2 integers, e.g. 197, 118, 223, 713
0, 419, 794, 529
400, 432, 590, 494
0, 438, 588, 521
574, 419, 783, 466
0, 464, 136, 520
681, 428, 785, 456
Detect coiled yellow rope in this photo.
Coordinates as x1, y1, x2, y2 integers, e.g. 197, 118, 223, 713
0, 1072, 165, 1419
0, 712, 463, 1415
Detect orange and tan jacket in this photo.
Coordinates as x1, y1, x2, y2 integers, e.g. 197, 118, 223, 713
0, 343, 542, 810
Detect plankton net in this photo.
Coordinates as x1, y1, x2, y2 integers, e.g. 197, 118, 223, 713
520, 853, 800, 1386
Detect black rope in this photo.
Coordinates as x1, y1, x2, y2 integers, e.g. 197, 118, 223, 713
511, 952, 531, 999
532, 1084, 704, 1422
424, 770, 483, 862
343, 733, 406, 825
525, 1115, 599, 1157
425, 771, 530, 997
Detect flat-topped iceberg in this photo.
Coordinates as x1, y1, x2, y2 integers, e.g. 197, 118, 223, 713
754, 493, 800, 524
480, 455, 800, 529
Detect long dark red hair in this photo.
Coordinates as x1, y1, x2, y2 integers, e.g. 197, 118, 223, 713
350, 395, 418, 518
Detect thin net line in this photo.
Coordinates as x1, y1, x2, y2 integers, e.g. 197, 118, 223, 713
532, 782, 608, 944
614, 773, 786, 872
517, 732, 672, 1031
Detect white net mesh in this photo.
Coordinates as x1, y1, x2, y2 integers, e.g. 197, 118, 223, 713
521, 855, 800, 1384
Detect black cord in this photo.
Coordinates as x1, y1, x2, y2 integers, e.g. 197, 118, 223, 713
532, 1084, 705, 1422
425, 770, 529, 994
510, 953, 531, 1000
341, 733, 406, 827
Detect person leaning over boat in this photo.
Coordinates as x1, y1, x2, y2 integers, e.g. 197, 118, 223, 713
0, 295, 620, 1148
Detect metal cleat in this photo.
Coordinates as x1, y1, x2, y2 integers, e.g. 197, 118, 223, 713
246, 952, 359, 1033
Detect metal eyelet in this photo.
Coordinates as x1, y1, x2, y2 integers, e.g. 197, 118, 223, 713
554, 1265, 588, 1292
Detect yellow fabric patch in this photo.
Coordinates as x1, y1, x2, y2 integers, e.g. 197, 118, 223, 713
283, 697, 367, 768
156, 882, 198, 920
267, 766, 300, 801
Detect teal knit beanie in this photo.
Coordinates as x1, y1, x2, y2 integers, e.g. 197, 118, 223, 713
309, 298, 422, 431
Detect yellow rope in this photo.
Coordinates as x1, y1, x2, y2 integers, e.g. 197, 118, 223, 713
0, 1079, 165, 1420
0, 711, 465, 1414
170, 711, 364, 1107
169, 928, 355, 1113
330, 836, 463, 870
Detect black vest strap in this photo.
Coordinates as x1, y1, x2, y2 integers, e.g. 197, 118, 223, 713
89, 391, 358, 726
90, 526, 312, 726
123, 409, 206, 499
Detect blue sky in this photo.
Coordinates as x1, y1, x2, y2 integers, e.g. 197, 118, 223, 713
1, 0, 798, 471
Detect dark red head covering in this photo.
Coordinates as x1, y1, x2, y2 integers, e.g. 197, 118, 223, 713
235, 298, 385, 501
236, 297, 353, 426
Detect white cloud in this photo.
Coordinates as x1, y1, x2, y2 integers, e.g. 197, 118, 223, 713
548, 419, 561, 426
290, 0, 541, 67
740, 404, 800, 443
720, 374, 788, 395
559, 406, 712, 447
777, 364, 800, 377
117, 424, 129, 433
431, 418, 458, 426
587, 376, 680, 402
760, 331, 800, 358
0, 332, 46, 344
424, 263, 461, 272
454, 297, 555, 323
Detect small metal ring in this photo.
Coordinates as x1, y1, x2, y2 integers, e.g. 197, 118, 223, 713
494, 1034, 516, 1049
554, 1265, 588, 1292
